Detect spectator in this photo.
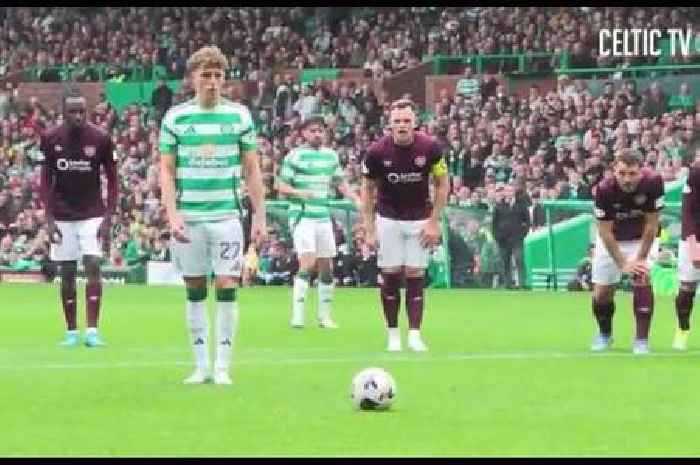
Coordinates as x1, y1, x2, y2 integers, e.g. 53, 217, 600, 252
492, 184, 530, 289
151, 79, 173, 125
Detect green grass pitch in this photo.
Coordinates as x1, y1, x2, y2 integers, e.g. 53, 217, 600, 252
2, 283, 700, 457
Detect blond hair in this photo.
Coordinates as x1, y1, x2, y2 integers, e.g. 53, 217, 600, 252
186, 45, 229, 74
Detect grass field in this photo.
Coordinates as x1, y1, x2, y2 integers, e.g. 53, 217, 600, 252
2, 283, 700, 457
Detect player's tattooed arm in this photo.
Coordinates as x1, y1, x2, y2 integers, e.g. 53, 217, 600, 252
421, 163, 448, 248
336, 179, 360, 208
361, 177, 378, 250
597, 220, 627, 270
636, 211, 660, 262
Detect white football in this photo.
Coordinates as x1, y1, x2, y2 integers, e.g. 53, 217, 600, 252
350, 367, 397, 410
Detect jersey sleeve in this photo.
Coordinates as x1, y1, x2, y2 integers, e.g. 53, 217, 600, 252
279, 151, 295, 184
361, 144, 380, 179
38, 133, 52, 167
239, 107, 258, 153
593, 185, 615, 221
101, 135, 118, 212
643, 175, 665, 213
428, 140, 448, 177
159, 109, 178, 156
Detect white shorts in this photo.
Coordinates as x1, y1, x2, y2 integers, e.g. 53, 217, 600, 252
292, 218, 336, 258
50, 217, 103, 261
677, 240, 700, 283
171, 217, 244, 277
591, 235, 659, 285
377, 215, 429, 269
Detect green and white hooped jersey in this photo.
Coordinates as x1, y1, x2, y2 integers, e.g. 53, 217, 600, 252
159, 97, 257, 223
279, 145, 343, 220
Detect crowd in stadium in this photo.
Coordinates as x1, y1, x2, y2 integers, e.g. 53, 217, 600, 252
1, 6, 699, 288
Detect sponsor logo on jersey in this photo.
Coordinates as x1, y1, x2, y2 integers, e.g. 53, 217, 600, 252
594, 207, 606, 219
634, 194, 647, 205
83, 145, 96, 157
56, 158, 92, 172
387, 172, 423, 184
54, 144, 63, 152
185, 125, 196, 135
613, 203, 621, 209
221, 123, 234, 133
199, 144, 217, 157
414, 155, 426, 167
383, 159, 392, 167
683, 183, 692, 194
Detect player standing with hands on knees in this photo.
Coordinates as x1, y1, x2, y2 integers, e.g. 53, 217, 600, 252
160, 45, 267, 385
40, 90, 118, 348
591, 149, 664, 355
361, 99, 449, 352
672, 162, 700, 350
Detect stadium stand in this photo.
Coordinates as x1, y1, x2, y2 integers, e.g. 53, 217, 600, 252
1, 6, 700, 288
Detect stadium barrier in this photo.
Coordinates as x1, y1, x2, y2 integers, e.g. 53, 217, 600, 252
428, 52, 564, 75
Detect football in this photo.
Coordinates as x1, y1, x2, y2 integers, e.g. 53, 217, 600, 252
350, 367, 397, 410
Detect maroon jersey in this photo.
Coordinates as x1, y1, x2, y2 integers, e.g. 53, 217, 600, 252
39, 123, 118, 221
362, 132, 444, 221
681, 165, 700, 240
594, 169, 664, 241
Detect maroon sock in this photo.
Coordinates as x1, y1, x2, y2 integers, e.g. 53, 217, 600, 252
381, 273, 401, 328
86, 281, 103, 328
61, 284, 77, 331
676, 289, 695, 331
633, 285, 654, 340
406, 276, 425, 330
592, 299, 615, 336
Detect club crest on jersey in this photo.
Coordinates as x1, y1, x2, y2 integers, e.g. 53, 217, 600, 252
199, 144, 217, 157
634, 194, 646, 205
83, 145, 96, 157
414, 156, 426, 167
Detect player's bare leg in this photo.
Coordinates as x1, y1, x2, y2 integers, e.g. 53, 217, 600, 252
405, 266, 428, 352
381, 266, 403, 351
213, 275, 238, 385
58, 261, 79, 347
317, 258, 337, 329
291, 253, 316, 328
83, 255, 106, 347
591, 284, 616, 352
674, 281, 697, 350
183, 276, 211, 384
632, 274, 654, 355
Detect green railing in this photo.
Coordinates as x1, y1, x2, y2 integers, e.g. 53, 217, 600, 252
25, 63, 169, 83
429, 52, 565, 75
556, 64, 700, 79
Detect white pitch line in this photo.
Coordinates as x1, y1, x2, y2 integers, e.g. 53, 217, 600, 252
0, 349, 698, 371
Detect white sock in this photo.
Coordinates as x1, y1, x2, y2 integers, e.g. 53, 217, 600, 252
292, 276, 309, 319
317, 281, 334, 321
388, 327, 400, 341
408, 328, 421, 340
186, 301, 209, 372
86, 327, 97, 335
67, 329, 79, 335
215, 301, 239, 372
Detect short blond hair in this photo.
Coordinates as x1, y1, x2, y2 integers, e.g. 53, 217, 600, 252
186, 45, 229, 74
